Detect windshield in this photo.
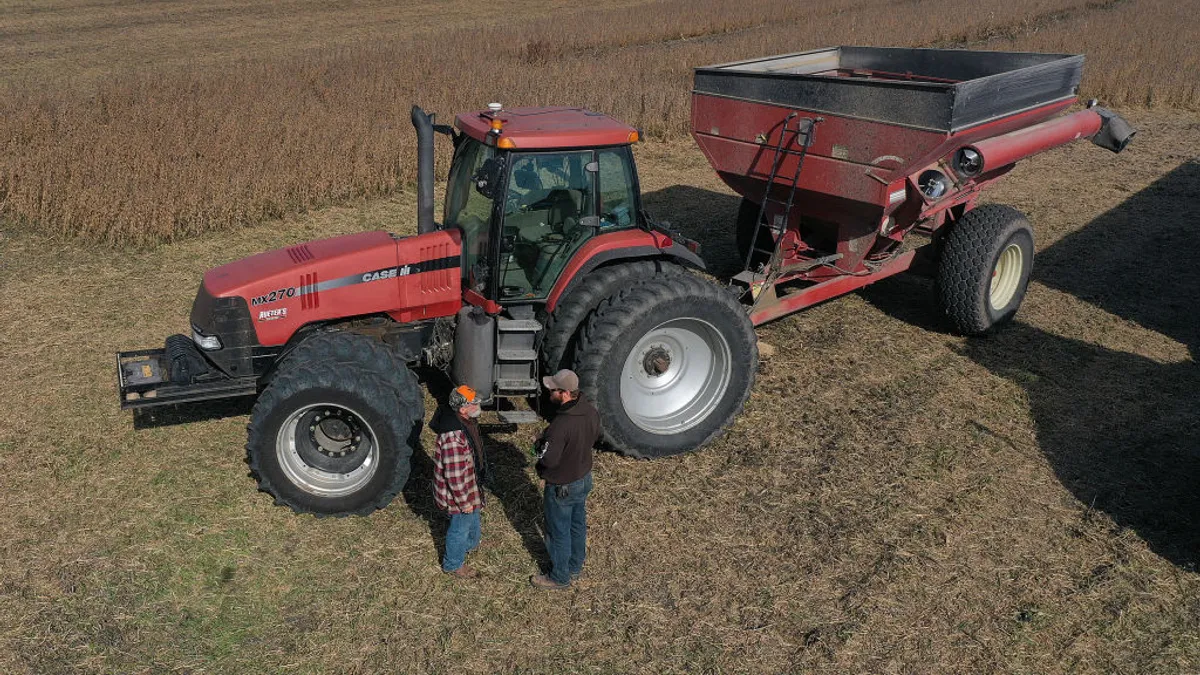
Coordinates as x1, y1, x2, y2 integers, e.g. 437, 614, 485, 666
444, 138, 496, 293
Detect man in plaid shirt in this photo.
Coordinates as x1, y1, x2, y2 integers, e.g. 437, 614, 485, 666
431, 384, 486, 578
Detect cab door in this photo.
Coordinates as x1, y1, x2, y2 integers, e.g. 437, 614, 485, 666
496, 145, 640, 302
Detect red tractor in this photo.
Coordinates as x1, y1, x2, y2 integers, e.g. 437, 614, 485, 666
117, 47, 1133, 516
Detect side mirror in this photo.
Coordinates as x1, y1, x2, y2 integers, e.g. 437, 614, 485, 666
473, 157, 505, 199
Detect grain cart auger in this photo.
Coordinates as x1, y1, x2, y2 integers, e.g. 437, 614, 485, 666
117, 47, 1132, 517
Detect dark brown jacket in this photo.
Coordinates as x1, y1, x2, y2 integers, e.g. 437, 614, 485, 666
535, 395, 600, 485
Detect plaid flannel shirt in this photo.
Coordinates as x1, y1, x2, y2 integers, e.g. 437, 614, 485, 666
433, 429, 483, 514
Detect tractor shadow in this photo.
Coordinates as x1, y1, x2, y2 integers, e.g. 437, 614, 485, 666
870, 161, 1200, 567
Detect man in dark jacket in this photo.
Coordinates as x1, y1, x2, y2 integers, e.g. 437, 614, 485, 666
530, 369, 601, 590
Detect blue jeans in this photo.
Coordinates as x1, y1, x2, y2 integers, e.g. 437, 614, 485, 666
543, 473, 592, 585
442, 510, 481, 572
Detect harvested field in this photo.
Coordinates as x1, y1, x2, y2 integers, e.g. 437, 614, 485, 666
1, 106, 1198, 672
0, 0, 1198, 244
2, 0, 1199, 672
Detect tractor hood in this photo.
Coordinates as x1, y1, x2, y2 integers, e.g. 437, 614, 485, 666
195, 229, 463, 351
203, 231, 399, 299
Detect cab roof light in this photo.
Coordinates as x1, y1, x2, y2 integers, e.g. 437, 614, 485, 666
628, 129, 640, 143
497, 137, 517, 149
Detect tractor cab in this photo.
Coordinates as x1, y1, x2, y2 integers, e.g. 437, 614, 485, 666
443, 106, 645, 306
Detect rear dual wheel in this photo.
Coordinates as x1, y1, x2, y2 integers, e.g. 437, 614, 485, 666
574, 274, 757, 458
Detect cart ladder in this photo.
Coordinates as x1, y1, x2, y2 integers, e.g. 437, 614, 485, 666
741, 113, 820, 275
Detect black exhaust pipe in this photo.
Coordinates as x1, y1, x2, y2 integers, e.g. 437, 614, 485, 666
411, 105, 436, 234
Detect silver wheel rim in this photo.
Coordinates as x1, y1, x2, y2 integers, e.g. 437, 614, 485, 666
619, 317, 732, 435
989, 243, 1024, 311
276, 402, 379, 498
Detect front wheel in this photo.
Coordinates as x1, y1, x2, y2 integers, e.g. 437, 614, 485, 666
246, 332, 423, 516
936, 204, 1035, 335
574, 274, 757, 458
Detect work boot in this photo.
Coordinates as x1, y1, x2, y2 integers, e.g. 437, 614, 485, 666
529, 573, 569, 590
446, 565, 478, 579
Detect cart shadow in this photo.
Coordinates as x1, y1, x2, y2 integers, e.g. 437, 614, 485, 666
641, 184, 744, 278
871, 161, 1200, 567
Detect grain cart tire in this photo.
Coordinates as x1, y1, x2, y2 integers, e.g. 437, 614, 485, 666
936, 204, 1035, 335
246, 332, 423, 516
735, 198, 776, 268
541, 260, 684, 374
575, 274, 757, 458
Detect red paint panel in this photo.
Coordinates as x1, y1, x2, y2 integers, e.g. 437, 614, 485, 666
456, 106, 637, 150
544, 229, 670, 311
204, 231, 396, 297
690, 93, 1075, 208
396, 228, 463, 320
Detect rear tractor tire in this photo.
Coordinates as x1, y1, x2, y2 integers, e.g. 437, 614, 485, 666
246, 332, 423, 516
540, 259, 684, 375
574, 274, 757, 458
936, 204, 1035, 335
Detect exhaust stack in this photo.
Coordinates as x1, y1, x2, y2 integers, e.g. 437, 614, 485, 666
410, 106, 437, 235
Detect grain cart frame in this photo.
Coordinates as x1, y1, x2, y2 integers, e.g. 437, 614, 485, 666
116, 47, 1132, 516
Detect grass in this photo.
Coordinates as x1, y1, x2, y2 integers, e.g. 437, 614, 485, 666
1, 0, 1198, 245
1, 106, 1197, 672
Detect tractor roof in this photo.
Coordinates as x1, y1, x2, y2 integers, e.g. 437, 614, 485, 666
455, 106, 638, 150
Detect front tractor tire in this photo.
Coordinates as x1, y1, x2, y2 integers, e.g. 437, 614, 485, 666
246, 332, 423, 516
575, 274, 757, 458
936, 204, 1035, 336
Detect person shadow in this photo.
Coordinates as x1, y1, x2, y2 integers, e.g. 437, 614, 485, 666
861, 160, 1200, 568
402, 371, 549, 572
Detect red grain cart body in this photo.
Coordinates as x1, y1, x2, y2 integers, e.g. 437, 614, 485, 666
691, 47, 1132, 325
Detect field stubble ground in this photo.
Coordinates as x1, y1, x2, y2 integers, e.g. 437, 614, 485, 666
0, 107, 1197, 672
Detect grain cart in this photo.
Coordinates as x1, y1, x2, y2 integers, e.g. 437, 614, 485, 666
116, 47, 1132, 516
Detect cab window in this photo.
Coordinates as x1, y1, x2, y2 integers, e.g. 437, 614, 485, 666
444, 139, 496, 293
598, 147, 639, 229
498, 151, 595, 300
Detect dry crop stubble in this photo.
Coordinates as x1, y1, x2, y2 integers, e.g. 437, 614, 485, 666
1, 109, 1197, 672
1, 0, 1198, 245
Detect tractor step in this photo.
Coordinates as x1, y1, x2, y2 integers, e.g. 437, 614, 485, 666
496, 348, 539, 361
496, 409, 541, 424
495, 378, 539, 392
497, 318, 542, 332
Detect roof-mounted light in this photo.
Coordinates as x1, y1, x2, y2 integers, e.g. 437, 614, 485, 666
497, 137, 516, 149
627, 130, 640, 143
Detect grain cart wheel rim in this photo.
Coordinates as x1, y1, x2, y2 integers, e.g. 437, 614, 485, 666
619, 317, 732, 434
276, 402, 379, 498
989, 243, 1025, 311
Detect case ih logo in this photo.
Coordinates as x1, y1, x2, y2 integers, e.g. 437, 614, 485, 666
258, 308, 288, 322
361, 265, 411, 283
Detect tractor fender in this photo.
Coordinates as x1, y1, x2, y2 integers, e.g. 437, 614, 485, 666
545, 230, 706, 312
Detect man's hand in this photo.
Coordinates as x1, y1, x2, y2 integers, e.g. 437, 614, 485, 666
460, 505, 475, 514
